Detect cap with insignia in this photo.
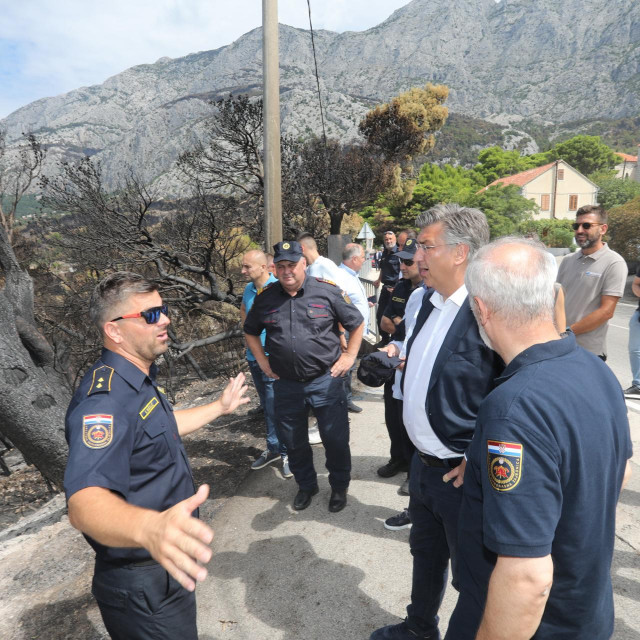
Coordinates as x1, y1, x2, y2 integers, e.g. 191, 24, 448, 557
396, 238, 418, 259
273, 240, 303, 263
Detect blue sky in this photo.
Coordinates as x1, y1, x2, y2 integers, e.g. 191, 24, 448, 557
0, 0, 412, 119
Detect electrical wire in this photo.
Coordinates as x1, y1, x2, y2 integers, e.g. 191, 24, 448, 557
306, 0, 327, 146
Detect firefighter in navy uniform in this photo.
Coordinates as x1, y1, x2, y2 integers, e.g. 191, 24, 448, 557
244, 241, 364, 513
64, 272, 248, 640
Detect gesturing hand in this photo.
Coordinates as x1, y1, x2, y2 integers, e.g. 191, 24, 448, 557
219, 373, 250, 414
142, 485, 215, 591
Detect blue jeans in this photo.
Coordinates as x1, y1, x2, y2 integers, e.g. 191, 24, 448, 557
406, 452, 464, 639
247, 359, 285, 455
630, 309, 640, 387
274, 373, 350, 491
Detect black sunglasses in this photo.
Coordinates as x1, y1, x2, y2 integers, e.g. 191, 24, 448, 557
401, 258, 415, 266
572, 222, 602, 230
111, 304, 168, 324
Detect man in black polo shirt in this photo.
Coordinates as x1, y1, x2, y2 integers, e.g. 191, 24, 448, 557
244, 241, 364, 512
374, 230, 401, 345
446, 237, 632, 640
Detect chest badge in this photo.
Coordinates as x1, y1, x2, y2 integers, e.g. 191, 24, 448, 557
140, 397, 160, 420
487, 440, 523, 491
82, 415, 113, 449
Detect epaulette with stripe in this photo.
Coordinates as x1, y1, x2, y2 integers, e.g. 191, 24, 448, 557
87, 365, 114, 395
315, 278, 337, 287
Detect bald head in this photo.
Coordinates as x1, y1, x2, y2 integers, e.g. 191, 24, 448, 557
466, 237, 557, 328
241, 249, 269, 284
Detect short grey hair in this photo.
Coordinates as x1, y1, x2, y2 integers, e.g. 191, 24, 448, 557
465, 236, 556, 327
342, 243, 363, 262
415, 203, 489, 259
89, 272, 159, 333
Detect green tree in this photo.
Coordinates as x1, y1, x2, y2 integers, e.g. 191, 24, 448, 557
410, 163, 483, 211
607, 196, 640, 262
517, 219, 575, 248
473, 146, 544, 185
593, 177, 640, 210
547, 135, 618, 176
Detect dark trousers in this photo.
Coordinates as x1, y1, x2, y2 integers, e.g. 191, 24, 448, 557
406, 453, 464, 639
383, 381, 415, 467
376, 286, 393, 344
92, 560, 197, 640
274, 372, 351, 491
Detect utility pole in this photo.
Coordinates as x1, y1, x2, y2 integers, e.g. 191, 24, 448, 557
262, 0, 283, 250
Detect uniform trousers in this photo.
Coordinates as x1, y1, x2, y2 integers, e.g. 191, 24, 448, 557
92, 559, 197, 640
247, 359, 285, 455
406, 452, 464, 639
274, 372, 351, 491
376, 286, 393, 344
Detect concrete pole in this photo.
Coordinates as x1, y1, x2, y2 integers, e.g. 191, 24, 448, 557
262, 0, 283, 250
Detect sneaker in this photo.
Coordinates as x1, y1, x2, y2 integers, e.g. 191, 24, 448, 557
308, 420, 322, 445
370, 619, 430, 639
398, 475, 409, 496
384, 508, 411, 531
623, 385, 640, 400
282, 455, 293, 478
251, 450, 280, 470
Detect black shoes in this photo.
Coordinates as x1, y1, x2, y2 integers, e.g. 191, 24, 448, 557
347, 401, 363, 413
293, 486, 319, 510
328, 489, 348, 512
377, 459, 409, 478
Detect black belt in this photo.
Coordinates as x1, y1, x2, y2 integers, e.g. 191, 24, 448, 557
96, 557, 158, 570
418, 452, 464, 469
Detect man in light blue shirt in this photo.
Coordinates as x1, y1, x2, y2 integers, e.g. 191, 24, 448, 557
240, 249, 290, 477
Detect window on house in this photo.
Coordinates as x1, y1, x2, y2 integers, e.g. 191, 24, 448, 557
541, 194, 550, 210
557, 169, 565, 180
569, 195, 578, 210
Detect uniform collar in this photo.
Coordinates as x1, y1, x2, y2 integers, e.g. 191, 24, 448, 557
277, 277, 307, 297
383, 245, 397, 255
496, 333, 577, 384
100, 348, 154, 391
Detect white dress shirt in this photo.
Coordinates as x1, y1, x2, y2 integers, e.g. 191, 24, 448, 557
339, 263, 369, 335
402, 284, 468, 458
307, 256, 352, 292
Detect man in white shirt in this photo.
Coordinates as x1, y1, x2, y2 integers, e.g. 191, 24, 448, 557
339, 242, 373, 413
371, 204, 503, 640
297, 233, 352, 292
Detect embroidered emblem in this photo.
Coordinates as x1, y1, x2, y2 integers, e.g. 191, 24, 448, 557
487, 440, 523, 491
342, 292, 352, 304
257, 282, 276, 295
307, 307, 329, 318
405, 239, 414, 247
83, 414, 113, 449
282, 242, 290, 249
391, 296, 406, 303
87, 365, 114, 395
139, 397, 160, 420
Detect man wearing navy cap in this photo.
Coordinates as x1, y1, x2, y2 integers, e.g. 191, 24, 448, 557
446, 237, 632, 640
244, 241, 365, 512
64, 272, 249, 640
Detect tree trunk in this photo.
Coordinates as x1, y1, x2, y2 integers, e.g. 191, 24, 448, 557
0, 229, 69, 488
329, 213, 343, 236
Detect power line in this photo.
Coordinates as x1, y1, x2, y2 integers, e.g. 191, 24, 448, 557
306, 0, 327, 146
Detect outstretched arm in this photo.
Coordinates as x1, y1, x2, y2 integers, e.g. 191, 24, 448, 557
68, 484, 214, 591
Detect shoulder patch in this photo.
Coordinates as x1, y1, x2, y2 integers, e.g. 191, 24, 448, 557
342, 292, 352, 304
83, 414, 113, 449
487, 440, 523, 492
257, 281, 276, 295
139, 396, 160, 420
88, 365, 114, 396
315, 278, 337, 287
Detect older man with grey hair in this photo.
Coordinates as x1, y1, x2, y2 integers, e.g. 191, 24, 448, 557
371, 204, 503, 640
445, 237, 632, 640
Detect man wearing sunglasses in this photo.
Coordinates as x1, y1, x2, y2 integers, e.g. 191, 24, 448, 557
64, 272, 249, 640
556, 204, 627, 360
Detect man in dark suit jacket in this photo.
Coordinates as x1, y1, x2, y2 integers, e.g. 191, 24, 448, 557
371, 204, 503, 640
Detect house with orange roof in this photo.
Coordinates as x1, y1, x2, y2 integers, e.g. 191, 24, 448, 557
614, 150, 638, 180
482, 160, 598, 220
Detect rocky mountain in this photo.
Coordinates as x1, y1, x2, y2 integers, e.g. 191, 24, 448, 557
2, 0, 639, 192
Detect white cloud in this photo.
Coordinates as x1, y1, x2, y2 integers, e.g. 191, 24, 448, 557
0, 0, 411, 118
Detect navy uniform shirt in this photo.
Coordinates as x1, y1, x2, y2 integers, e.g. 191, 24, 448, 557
64, 349, 196, 565
449, 333, 632, 640
244, 276, 364, 381
378, 246, 401, 286
383, 278, 421, 343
